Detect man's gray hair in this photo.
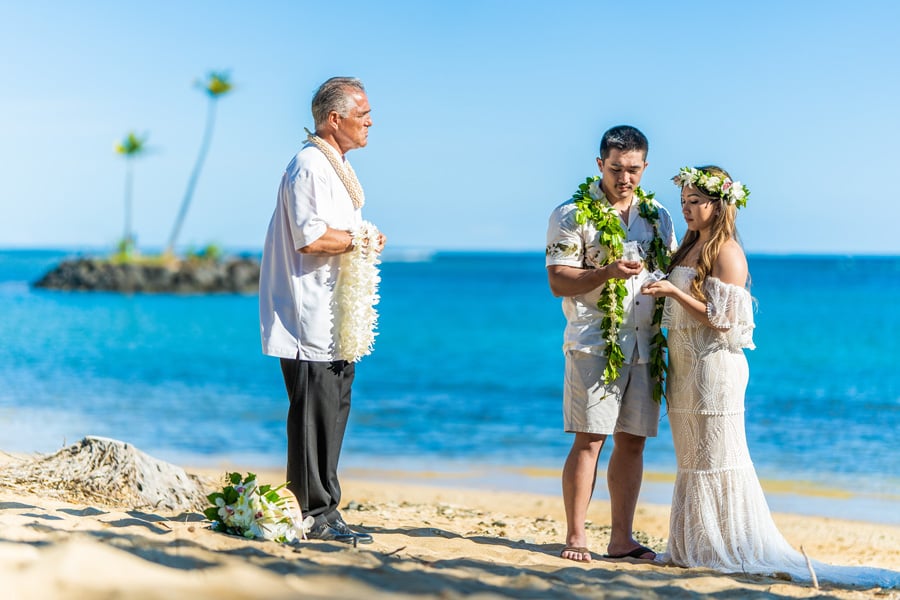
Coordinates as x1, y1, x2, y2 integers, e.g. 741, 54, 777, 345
312, 77, 366, 128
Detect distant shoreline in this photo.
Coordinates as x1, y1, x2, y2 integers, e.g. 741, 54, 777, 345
2, 247, 900, 260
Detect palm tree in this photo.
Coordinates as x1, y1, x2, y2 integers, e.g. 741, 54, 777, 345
165, 70, 233, 256
115, 131, 148, 257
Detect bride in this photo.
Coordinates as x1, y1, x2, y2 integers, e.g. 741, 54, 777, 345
641, 165, 898, 588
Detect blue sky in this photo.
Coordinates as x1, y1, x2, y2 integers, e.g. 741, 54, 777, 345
2, 0, 898, 255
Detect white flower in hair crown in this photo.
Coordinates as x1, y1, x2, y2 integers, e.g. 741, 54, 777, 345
673, 167, 750, 208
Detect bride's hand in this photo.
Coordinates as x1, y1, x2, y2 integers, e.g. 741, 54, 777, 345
642, 280, 676, 297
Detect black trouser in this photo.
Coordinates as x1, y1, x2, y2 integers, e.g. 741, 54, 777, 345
280, 357, 354, 527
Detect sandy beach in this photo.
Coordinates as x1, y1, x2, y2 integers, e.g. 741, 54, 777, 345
1, 445, 898, 600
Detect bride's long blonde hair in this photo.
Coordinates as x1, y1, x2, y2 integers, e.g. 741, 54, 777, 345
668, 165, 743, 302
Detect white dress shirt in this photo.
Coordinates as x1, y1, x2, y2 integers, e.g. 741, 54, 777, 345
259, 143, 362, 361
546, 194, 677, 363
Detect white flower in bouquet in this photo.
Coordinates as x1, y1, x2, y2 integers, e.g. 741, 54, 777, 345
205, 472, 313, 543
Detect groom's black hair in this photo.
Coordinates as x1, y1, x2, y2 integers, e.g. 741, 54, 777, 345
600, 125, 649, 160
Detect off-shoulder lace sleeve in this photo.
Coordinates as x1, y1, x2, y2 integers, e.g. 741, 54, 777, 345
705, 277, 755, 350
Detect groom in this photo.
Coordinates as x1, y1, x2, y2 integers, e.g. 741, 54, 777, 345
545, 125, 676, 562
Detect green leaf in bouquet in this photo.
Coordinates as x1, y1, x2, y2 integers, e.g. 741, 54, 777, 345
224, 487, 240, 504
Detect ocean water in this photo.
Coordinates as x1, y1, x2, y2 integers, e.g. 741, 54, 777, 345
1, 250, 899, 521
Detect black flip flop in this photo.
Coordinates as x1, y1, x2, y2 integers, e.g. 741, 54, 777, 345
603, 545, 656, 560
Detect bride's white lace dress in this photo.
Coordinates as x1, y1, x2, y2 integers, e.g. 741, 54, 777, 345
657, 266, 898, 589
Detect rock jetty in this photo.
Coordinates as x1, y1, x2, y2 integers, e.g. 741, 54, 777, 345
33, 256, 260, 293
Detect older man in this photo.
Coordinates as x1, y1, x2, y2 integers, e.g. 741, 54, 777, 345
259, 77, 384, 544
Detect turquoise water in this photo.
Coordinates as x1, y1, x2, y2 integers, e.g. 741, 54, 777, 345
1, 250, 898, 519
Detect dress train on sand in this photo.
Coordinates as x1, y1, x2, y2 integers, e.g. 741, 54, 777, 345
656, 266, 898, 589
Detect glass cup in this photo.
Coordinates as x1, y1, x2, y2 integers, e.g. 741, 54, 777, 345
621, 241, 642, 262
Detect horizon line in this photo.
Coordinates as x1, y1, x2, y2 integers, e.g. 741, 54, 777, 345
2, 245, 899, 259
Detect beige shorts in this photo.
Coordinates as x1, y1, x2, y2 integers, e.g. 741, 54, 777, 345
563, 350, 660, 437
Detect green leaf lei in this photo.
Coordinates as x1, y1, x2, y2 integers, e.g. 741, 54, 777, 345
572, 176, 671, 403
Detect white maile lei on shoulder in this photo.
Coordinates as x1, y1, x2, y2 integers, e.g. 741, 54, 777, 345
305, 128, 365, 209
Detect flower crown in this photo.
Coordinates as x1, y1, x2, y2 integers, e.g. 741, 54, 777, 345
673, 167, 749, 209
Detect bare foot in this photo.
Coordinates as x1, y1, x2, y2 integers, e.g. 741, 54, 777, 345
560, 545, 592, 562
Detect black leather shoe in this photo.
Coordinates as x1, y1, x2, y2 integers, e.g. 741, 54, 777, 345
306, 521, 357, 544
331, 518, 374, 544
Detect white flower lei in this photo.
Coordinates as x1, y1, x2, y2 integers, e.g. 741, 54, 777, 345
674, 166, 750, 208
336, 220, 381, 362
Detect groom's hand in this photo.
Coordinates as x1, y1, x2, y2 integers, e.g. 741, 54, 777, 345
606, 259, 642, 280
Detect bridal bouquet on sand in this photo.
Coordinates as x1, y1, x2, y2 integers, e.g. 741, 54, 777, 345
336, 220, 382, 362
204, 472, 313, 543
